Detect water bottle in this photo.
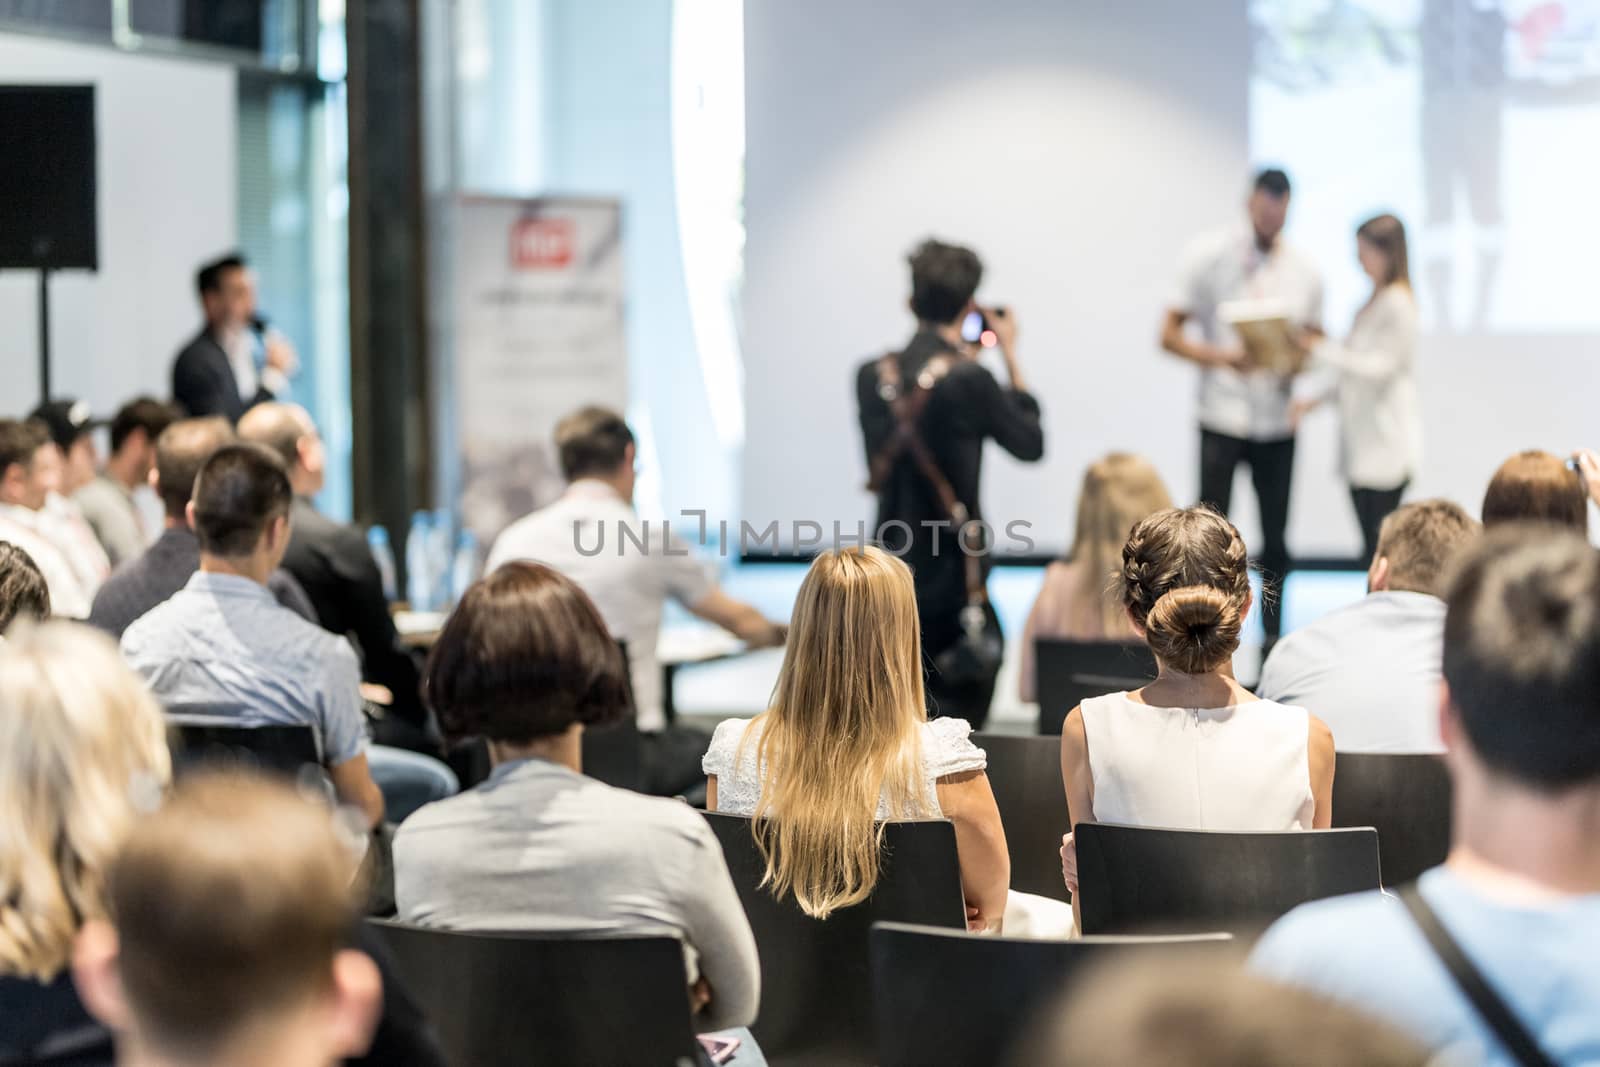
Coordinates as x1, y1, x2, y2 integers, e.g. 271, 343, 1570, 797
450, 530, 479, 606
367, 526, 399, 603
429, 509, 455, 611
405, 512, 435, 612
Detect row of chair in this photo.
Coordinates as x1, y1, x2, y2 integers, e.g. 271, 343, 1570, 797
367, 816, 1384, 1067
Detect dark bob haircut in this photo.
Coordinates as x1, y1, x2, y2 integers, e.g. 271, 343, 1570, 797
423, 561, 631, 744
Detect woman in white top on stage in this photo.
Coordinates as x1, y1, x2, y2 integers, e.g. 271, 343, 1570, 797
1293, 213, 1422, 565
1058, 506, 1335, 902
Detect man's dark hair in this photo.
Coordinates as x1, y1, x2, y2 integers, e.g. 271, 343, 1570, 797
0, 542, 49, 631
424, 561, 630, 744
907, 238, 983, 324
1443, 526, 1600, 790
110, 397, 180, 456
0, 419, 51, 478
1253, 168, 1292, 198
190, 443, 292, 558
155, 417, 236, 521
554, 406, 635, 482
196, 253, 247, 297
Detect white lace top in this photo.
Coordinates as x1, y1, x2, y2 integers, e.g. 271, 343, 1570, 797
702, 715, 988, 818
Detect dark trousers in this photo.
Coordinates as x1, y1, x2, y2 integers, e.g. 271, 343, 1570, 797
1198, 430, 1295, 642
1350, 483, 1407, 569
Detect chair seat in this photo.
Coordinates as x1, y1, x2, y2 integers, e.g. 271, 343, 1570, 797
1073, 821, 1382, 937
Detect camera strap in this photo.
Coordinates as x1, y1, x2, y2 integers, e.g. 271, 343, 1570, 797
868, 351, 988, 613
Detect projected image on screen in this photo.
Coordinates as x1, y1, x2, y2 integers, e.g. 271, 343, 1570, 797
1250, 0, 1600, 334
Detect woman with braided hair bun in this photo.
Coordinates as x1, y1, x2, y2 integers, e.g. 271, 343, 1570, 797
1057, 505, 1335, 911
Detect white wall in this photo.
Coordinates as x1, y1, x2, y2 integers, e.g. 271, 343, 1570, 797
742, 0, 1258, 556
0, 33, 236, 417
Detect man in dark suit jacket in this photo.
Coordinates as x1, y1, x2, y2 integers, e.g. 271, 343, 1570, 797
238, 402, 431, 742
172, 253, 296, 422
87, 416, 316, 639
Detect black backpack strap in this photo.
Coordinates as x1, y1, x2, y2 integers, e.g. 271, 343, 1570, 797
1398, 883, 1559, 1067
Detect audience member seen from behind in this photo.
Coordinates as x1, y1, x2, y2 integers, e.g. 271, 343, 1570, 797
120, 444, 457, 827
487, 407, 784, 797
1010, 957, 1427, 1067
1480, 449, 1587, 532
703, 546, 1011, 931
73, 773, 381, 1067
1059, 507, 1335, 906
0, 622, 170, 1064
1252, 527, 1600, 1065
0, 542, 49, 636
29, 399, 113, 595
75, 397, 178, 567
1020, 453, 1172, 702
0, 419, 95, 618
1258, 500, 1478, 752
1291, 214, 1422, 566
395, 561, 760, 1033
88, 416, 316, 640
856, 238, 1045, 729
239, 402, 433, 747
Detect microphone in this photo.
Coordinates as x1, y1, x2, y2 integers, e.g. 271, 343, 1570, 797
249, 314, 270, 335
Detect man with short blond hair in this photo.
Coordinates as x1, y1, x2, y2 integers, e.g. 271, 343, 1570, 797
73, 772, 382, 1067
1259, 499, 1479, 752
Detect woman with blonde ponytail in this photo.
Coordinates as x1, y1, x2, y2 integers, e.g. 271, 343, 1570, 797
1058, 507, 1335, 901
703, 546, 1010, 930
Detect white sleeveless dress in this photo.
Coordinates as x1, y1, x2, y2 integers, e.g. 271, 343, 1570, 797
1079, 691, 1315, 830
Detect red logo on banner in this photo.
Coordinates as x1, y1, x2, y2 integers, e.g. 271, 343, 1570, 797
510, 217, 574, 269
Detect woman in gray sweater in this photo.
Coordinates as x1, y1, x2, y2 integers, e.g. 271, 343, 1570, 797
393, 561, 760, 1033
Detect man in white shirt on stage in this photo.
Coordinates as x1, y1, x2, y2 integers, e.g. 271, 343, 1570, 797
1161, 168, 1323, 644
487, 406, 784, 735
1258, 500, 1477, 753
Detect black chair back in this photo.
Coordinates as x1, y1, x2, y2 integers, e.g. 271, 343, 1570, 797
366, 920, 701, 1067
170, 719, 321, 778
1074, 822, 1382, 937
1033, 639, 1157, 734
870, 922, 1234, 1067
1332, 752, 1452, 885
703, 812, 965, 1066
973, 733, 1071, 901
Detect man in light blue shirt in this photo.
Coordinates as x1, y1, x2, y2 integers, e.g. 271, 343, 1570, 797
123, 443, 455, 826
1258, 499, 1478, 752
1252, 527, 1600, 1066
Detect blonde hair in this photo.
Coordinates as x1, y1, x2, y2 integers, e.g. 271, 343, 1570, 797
1066, 454, 1174, 636
744, 546, 930, 918
0, 622, 171, 980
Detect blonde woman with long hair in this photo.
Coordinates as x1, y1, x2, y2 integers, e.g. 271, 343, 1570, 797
703, 546, 1010, 931
1020, 454, 1173, 701
0, 621, 171, 1058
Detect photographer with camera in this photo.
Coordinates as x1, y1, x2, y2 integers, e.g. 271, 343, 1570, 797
855, 238, 1044, 729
